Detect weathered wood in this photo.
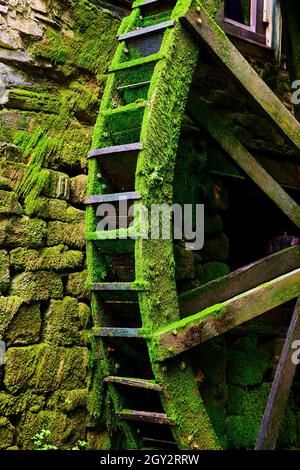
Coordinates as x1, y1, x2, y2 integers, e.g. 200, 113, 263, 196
152, 268, 300, 361
93, 327, 141, 338
181, 9, 300, 152
117, 410, 174, 425
117, 80, 151, 91
88, 281, 148, 291
84, 191, 141, 205
180, 246, 300, 317
88, 142, 143, 158
186, 94, 300, 229
104, 376, 163, 391
118, 20, 174, 41
255, 297, 300, 450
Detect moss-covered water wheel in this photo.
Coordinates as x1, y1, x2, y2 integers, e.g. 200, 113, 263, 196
85, 0, 300, 450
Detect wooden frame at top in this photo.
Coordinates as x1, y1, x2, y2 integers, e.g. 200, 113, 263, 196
219, 0, 267, 46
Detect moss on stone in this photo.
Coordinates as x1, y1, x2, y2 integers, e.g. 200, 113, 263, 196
0, 295, 23, 338
0, 190, 22, 215
5, 303, 41, 346
0, 216, 47, 248
66, 270, 89, 300
0, 250, 10, 294
46, 221, 86, 249
0, 417, 14, 449
10, 245, 83, 272
227, 337, 272, 387
5, 344, 88, 394
10, 271, 63, 303
47, 388, 88, 413
201, 262, 230, 283
43, 297, 90, 347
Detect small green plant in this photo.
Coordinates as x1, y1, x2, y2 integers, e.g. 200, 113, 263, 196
32, 429, 58, 451
72, 440, 88, 451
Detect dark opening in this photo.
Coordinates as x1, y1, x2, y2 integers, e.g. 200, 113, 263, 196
224, 0, 251, 26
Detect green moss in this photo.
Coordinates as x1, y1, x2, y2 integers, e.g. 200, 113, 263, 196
201, 262, 230, 283
10, 245, 83, 272
0, 250, 10, 294
0, 216, 47, 248
47, 221, 86, 249
10, 271, 63, 303
5, 344, 88, 394
0, 296, 23, 338
227, 337, 272, 387
5, 303, 41, 346
43, 297, 90, 347
31, 0, 119, 77
0, 417, 14, 449
47, 389, 88, 413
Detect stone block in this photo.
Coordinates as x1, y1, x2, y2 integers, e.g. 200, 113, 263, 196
201, 262, 230, 283
0, 295, 23, 337
0, 190, 22, 214
43, 297, 90, 346
47, 221, 86, 249
0, 250, 10, 294
0, 417, 14, 449
10, 271, 63, 303
201, 233, 229, 262
0, 161, 26, 191
0, 216, 47, 248
70, 175, 87, 205
33, 197, 85, 223
7, 16, 44, 37
10, 245, 83, 272
65, 270, 89, 300
4, 344, 88, 393
5, 303, 41, 346
42, 169, 70, 200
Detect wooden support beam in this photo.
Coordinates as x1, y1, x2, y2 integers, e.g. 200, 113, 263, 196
84, 191, 141, 205
104, 376, 163, 391
179, 246, 300, 317
186, 94, 300, 229
117, 410, 174, 425
118, 20, 174, 41
152, 268, 300, 361
255, 297, 300, 450
93, 327, 141, 338
88, 142, 143, 158
181, 8, 300, 152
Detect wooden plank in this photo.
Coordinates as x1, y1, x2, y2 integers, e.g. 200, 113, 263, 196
152, 268, 300, 361
84, 191, 141, 205
88, 142, 142, 158
88, 281, 148, 291
179, 246, 300, 317
118, 20, 174, 41
133, 0, 160, 8
117, 410, 174, 425
117, 80, 151, 91
181, 9, 300, 152
186, 94, 300, 229
104, 376, 163, 391
255, 297, 300, 450
93, 327, 141, 338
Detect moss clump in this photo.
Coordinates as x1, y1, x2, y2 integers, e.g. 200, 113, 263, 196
32, 197, 85, 223
10, 271, 63, 303
0, 216, 47, 248
10, 245, 84, 272
201, 262, 230, 283
47, 389, 88, 413
0, 190, 22, 215
0, 417, 14, 449
5, 303, 41, 346
47, 221, 86, 249
0, 296, 23, 338
227, 337, 272, 387
31, 0, 119, 77
195, 342, 227, 385
5, 344, 88, 394
43, 297, 90, 347
66, 270, 89, 300
0, 250, 10, 294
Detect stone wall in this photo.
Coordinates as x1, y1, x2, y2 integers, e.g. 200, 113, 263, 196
0, 0, 119, 449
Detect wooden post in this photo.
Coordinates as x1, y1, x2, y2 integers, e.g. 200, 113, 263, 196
255, 297, 300, 450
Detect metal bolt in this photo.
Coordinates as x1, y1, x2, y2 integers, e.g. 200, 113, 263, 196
124, 48, 129, 54
172, 329, 177, 336
196, 6, 201, 13
188, 435, 193, 443
112, 101, 118, 108
103, 132, 108, 138
180, 361, 186, 370
139, 15, 143, 20
168, 347, 173, 353
197, 17, 202, 25
97, 173, 102, 179
102, 184, 107, 190
115, 363, 120, 370
161, 365, 167, 372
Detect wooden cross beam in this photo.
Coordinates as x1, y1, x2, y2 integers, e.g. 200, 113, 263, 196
151, 268, 300, 361
255, 297, 300, 450
181, 6, 300, 153
186, 93, 300, 229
